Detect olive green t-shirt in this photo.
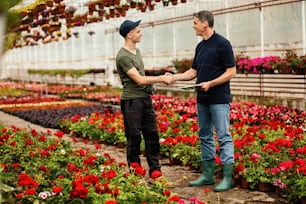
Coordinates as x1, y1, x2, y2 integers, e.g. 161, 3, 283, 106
116, 47, 150, 100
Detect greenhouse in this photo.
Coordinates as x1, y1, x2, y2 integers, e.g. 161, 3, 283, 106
0, 0, 305, 204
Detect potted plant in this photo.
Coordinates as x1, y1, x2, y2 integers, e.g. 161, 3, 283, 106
172, 58, 193, 73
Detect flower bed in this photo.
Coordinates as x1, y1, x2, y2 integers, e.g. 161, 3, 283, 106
0, 82, 305, 203
236, 50, 306, 75
0, 100, 112, 129
0, 124, 180, 204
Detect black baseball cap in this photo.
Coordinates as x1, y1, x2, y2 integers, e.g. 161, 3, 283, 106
119, 20, 141, 37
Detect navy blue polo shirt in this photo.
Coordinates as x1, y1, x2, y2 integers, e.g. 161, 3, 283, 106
192, 32, 235, 105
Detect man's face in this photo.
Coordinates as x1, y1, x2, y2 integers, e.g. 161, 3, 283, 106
128, 27, 142, 43
192, 17, 206, 36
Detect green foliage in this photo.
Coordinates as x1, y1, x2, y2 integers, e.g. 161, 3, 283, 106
0, 0, 22, 13
172, 58, 193, 73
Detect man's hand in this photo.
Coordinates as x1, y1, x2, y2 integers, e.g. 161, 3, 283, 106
162, 74, 175, 85
200, 81, 212, 92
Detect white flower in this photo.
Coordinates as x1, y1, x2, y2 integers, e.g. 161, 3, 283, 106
159, 138, 165, 143
61, 149, 66, 155
38, 191, 51, 199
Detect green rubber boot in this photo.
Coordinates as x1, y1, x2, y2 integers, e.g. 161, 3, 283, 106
189, 160, 215, 187
214, 163, 234, 192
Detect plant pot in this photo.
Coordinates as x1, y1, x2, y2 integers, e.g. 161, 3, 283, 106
215, 171, 223, 179
130, 2, 137, 8
274, 187, 282, 196
169, 157, 180, 166
258, 182, 272, 192
116, 142, 125, 148
171, 0, 178, 5
240, 178, 249, 189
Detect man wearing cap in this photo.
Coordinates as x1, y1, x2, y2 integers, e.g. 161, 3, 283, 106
116, 19, 174, 179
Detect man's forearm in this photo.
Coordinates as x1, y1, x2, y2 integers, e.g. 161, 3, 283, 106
173, 68, 197, 81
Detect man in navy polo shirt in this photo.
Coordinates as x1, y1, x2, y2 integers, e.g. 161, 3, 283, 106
171, 10, 236, 192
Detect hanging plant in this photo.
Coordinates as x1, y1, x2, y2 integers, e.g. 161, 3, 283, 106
130, 0, 137, 8
171, 0, 178, 5
162, 0, 169, 6
88, 30, 95, 35
66, 5, 77, 15
148, 3, 155, 11
87, 1, 97, 12
98, 9, 105, 16
46, 1, 53, 7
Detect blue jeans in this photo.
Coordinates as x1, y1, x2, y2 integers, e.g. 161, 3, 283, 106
197, 103, 234, 164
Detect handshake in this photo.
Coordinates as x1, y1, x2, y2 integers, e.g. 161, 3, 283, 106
161, 72, 176, 85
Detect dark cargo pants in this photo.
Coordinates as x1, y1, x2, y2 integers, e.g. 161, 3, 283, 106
120, 97, 161, 175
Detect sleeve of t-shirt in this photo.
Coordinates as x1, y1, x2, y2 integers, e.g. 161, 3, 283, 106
221, 40, 236, 68
191, 44, 200, 70
118, 56, 134, 73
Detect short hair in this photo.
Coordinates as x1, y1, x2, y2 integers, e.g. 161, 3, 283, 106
193, 10, 214, 27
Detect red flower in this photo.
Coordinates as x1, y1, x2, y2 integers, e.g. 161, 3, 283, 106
130, 163, 146, 177
30, 129, 38, 137
215, 155, 222, 165
95, 182, 109, 194
40, 149, 51, 157
38, 165, 50, 173
172, 127, 180, 133
104, 153, 111, 158
113, 186, 119, 197
52, 186, 62, 194
47, 129, 52, 135
78, 149, 86, 156
54, 131, 64, 138
71, 115, 81, 122
24, 188, 36, 195
271, 167, 281, 175
26, 139, 33, 145
163, 189, 171, 196
83, 155, 97, 166
17, 173, 39, 188
72, 137, 78, 143
258, 133, 266, 139
38, 135, 46, 141
10, 141, 16, 146
105, 200, 117, 204
102, 169, 117, 180
70, 181, 88, 199
95, 143, 102, 149
83, 174, 99, 185
124, 172, 129, 178
167, 195, 181, 203
47, 144, 57, 151
119, 162, 127, 167
150, 170, 162, 179
15, 193, 23, 198
2, 128, 7, 133
67, 163, 82, 172
278, 160, 294, 171
204, 188, 210, 193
